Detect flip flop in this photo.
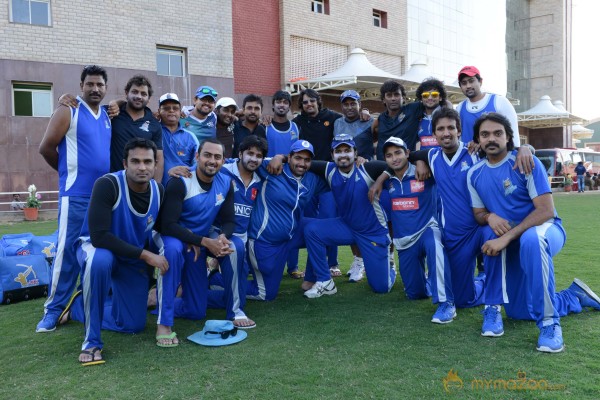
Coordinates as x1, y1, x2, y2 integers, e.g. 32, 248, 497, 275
156, 332, 179, 347
232, 316, 256, 330
80, 347, 105, 367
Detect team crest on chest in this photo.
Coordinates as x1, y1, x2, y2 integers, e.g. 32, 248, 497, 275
215, 193, 225, 206
410, 180, 424, 192
140, 121, 150, 132
460, 161, 470, 171
503, 178, 517, 196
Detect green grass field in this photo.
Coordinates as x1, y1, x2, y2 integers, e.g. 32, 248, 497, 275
1, 193, 599, 399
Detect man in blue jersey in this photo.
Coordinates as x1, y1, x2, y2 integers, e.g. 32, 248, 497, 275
63, 138, 167, 365
415, 78, 448, 151
181, 86, 218, 143
157, 138, 250, 341
456, 66, 520, 146
302, 134, 395, 298
265, 90, 299, 158
378, 137, 455, 323
232, 94, 267, 156
246, 140, 329, 301
36, 65, 112, 333
157, 93, 198, 184
110, 75, 164, 181
468, 112, 600, 353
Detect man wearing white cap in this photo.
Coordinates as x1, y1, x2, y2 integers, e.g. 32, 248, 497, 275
158, 93, 199, 184
215, 97, 238, 158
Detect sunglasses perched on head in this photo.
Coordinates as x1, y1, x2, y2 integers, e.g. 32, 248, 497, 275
422, 91, 440, 99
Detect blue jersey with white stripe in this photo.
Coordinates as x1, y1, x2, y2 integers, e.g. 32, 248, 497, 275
428, 142, 480, 240
457, 94, 497, 144
58, 97, 111, 197
386, 164, 437, 246
180, 171, 232, 236
265, 122, 299, 157
161, 124, 199, 184
467, 151, 557, 226
248, 164, 328, 244
80, 170, 160, 248
324, 163, 388, 237
220, 162, 262, 238
417, 114, 439, 150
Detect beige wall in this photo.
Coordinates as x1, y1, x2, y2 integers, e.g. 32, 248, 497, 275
280, 0, 407, 83
0, 0, 234, 78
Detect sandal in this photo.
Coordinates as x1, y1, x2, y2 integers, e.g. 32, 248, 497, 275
80, 347, 105, 366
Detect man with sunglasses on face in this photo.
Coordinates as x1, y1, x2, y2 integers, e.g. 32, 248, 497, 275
415, 78, 449, 150
181, 86, 219, 144
456, 66, 520, 146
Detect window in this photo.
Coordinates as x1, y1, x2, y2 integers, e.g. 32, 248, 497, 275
12, 83, 52, 117
311, 0, 329, 15
10, 0, 51, 26
156, 46, 185, 77
373, 9, 388, 28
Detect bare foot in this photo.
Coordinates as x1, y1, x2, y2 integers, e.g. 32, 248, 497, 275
156, 324, 179, 347
233, 316, 256, 329
79, 347, 104, 365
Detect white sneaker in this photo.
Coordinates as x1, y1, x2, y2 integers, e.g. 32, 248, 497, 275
349, 261, 365, 283
303, 279, 337, 299
347, 256, 363, 276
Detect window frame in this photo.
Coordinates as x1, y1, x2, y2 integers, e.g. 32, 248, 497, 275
156, 46, 186, 77
9, 0, 52, 26
373, 9, 388, 29
12, 82, 53, 117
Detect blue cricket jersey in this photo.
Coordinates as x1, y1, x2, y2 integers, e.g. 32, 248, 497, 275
58, 96, 111, 197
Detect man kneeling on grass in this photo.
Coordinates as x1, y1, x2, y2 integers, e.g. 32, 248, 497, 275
60, 138, 167, 365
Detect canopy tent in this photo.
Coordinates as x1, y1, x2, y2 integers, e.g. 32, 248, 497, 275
517, 95, 588, 128
285, 48, 464, 102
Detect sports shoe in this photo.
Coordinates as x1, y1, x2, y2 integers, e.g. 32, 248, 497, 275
481, 306, 504, 337
347, 256, 363, 276
536, 324, 564, 353
431, 302, 457, 324
303, 279, 337, 299
568, 278, 600, 310
36, 312, 59, 333
348, 263, 365, 283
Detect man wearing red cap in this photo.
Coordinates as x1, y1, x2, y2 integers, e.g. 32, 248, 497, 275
456, 66, 520, 146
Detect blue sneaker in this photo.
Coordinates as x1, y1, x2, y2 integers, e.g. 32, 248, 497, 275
536, 324, 564, 353
431, 302, 456, 324
36, 313, 59, 333
481, 306, 504, 337
568, 278, 600, 310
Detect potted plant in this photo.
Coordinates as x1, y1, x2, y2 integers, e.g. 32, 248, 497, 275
23, 184, 42, 221
564, 175, 573, 192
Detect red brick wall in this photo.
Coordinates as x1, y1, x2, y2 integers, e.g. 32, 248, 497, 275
232, 0, 281, 96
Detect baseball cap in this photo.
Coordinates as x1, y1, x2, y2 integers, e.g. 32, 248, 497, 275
195, 85, 218, 100
187, 320, 247, 347
340, 89, 360, 102
158, 93, 180, 106
331, 133, 356, 149
215, 97, 238, 110
458, 66, 481, 80
382, 136, 408, 152
290, 140, 315, 156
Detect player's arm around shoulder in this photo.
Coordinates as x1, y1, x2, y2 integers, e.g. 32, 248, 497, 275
39, 105, 72, 170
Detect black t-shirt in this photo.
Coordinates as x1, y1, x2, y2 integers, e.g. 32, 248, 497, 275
293, 108, 342, 161
109, 104, 162, 172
